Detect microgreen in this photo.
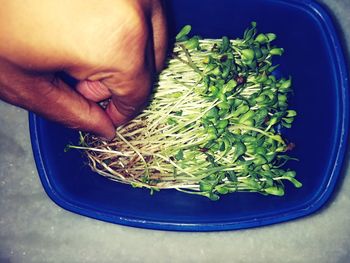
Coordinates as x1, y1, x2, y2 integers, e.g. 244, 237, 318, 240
69, 22, 300, 200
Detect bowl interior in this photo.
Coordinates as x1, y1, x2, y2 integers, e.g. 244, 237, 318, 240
30, 0, 347, 230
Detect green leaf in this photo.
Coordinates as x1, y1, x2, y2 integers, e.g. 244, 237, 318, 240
264, 186, 285, 196
208, 85, 219, 96
173, 110, 183, 116
224, 79, 237, 93
218, 101, 230, 110
255, 146, 267, 155
254, 108, 269, 125
176, 25, 192, 41
221, 136, 232, 156
264, 177, 274, 187
226, 171, 237, 182
253, 154, 268, 166
205, 107, 219, 120
242, 178, 261, 189
184, 36, 200, 50
241, 119, 255, 127
211, 66, 222, 76
270, 134, 285, 144
257, 73, 268, 83
131, 182, 144, 188
269, 48, 284, 56
284, 170, 297, 177
232, 104, 250, 117
239, 110, 255, 123
220, 36, 230, 53
243, 22, 257, 42
265, 152, 276, 162
207, 126, 218, 140
286, 110, 297, 117
217, 119, 229, 129
282, 122, 292, 128
283, 177, 302, 188
266, 33, 277, 42
175, 149, 184, 161
200, 181, 213, 192
167, 117, 178, 125
233, 141, 247, 160
241, 49, 255, 61
218, 185, 230, 194
169, 92, 183, 98
255, 94, 268, 104
209, 193, 220, 201
255, 33, 268, 43
278, 93, 287, 103
221, 63, 232, 79
254, 47, 263, 60
282, 117, 294, 124
280, 78, 292, 90
268, 64, 280, 73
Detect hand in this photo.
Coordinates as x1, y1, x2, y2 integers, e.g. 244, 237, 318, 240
0, 0, 167, 140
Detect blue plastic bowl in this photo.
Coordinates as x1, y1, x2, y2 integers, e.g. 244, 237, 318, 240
29, 0, 349, 231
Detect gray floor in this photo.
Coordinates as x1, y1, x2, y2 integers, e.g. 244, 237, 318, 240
1, 1, 350, 262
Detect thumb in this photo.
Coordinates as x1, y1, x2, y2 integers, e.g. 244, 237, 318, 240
46, 77, 116, 139
76, 75, 151, 127
0, 63, 115, 139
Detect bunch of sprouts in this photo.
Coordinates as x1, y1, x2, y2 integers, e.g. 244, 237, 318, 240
69, 22, 301, 200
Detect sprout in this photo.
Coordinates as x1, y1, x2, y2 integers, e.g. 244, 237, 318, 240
184, 36, 200, 50
68, 22, 299, 200
176, 25, 192, 41
255, 33, 269, 43
266, 33, 277, 42
270, 48, 284, 56
264, 186, 285, 196
241, 48, 255, 63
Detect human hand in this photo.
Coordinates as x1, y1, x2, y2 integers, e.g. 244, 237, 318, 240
0, 0, 167, 140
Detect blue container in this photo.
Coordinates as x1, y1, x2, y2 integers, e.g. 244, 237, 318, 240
29, 0, 349, 231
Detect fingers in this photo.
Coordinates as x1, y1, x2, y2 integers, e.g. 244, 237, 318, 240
75, 65, 153, 127
76, 80, 112, 102
68, 0, 168, 128
100, 65, 153, 126
100, 0, 166, 125
150, 0, 168, 72
41, 78, 115, 140
0, 61, 115, 140
39, 78, 115, 140
75, 6, 156, 127
0, 0, 169, 141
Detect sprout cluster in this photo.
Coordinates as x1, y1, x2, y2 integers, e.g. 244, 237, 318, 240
70, 22, 300, 200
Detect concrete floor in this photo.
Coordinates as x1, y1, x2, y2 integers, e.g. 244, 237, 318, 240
1, 1, 350, 262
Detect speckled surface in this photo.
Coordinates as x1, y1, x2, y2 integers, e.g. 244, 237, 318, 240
1, 1, 349, 262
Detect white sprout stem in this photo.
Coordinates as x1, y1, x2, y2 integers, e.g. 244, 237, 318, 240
74, 37, 286, 192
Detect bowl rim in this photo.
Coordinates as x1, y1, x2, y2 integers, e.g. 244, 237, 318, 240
29, 0, 349, 231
